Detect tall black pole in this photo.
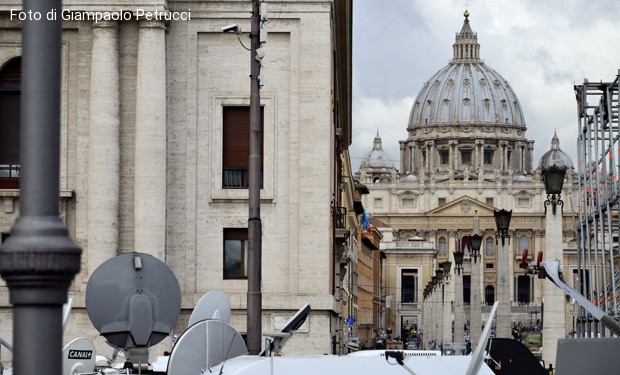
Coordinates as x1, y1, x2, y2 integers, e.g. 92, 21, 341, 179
0, 0, 81, 374
247, 0, 262, 355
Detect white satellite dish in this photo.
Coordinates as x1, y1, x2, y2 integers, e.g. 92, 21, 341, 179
62, 337, 96, 375
166, 319, 248, 374
189, 290, 231, 326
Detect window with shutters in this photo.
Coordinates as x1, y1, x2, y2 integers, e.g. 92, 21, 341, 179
222, 106, 264, 189
0, 57, 21, 189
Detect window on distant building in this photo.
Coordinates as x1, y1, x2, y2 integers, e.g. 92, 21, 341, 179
440, 150, 449, 165
222, 106, 263, 189
401, 197, 416, 208
519, 235, 528, 256
438, 237, 447, 256
401, 269, 418, 303
517, 197, 531, 208
461, 150, 471, 165
374, 197, 383, 209
485, 285, 495, 305
485, 263, 494, 269
0, 57, 21, 189
438, 197, 446, 206
485, 237, 494, 257
223, 228, 249, 279
484, 149, 493, 165
485, 197, 494, 206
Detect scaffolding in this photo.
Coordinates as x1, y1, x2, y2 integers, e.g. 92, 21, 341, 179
574, 70, 620, 337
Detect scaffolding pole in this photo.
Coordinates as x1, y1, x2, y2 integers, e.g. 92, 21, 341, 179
574, 71, 620, 338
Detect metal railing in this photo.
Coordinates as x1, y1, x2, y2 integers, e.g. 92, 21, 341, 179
223, 168, 263, 188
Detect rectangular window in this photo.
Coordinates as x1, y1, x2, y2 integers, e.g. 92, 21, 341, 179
438, 197, 446, 206
485, 263, 494, 269
401, 197, 415, 208
222, 106, 264, 189
223, 228, 249, 279
484, 150, 493, 165
461, 150, 471, 165
0, 58, 21, 189
485, 197, 494, 206
401, 269, 418, 303
374, 197, 383, 208
517, 197, 531, 208
440, 150, 449, 165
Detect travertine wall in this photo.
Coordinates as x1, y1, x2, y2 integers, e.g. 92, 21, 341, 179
0, 0, 343, 364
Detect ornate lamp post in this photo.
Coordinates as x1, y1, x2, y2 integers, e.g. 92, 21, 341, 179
538, 132, 573, 366
442, 261, 452, 278
454, 249, 465, 275
541, 166, 566, 215
470, 234, 483, 262
494, 209, 512, 246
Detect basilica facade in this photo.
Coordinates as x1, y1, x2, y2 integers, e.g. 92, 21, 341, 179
356, 11, 578, 361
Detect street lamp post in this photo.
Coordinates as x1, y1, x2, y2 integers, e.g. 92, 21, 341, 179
539, 133, 572, 366
247, 0, 263, 355
440, 261, 452, 350
494, 209, 512, 339
0, 0, 82, 373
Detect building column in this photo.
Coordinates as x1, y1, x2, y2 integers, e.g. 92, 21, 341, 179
87, 21, 119, 274
542, 208, 565, 366
399, 142, 406, 174
134, 20, 167, 260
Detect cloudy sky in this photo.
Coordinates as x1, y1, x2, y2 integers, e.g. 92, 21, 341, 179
350, 0, 620, 172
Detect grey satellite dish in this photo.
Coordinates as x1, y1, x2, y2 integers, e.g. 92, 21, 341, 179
189, 290, 231, 326
166, 319, 248, 374
85, 252, 181, 353
62, 337, 96, 375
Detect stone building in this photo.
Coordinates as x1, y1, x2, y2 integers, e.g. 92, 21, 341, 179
0, 0, 354, 361
356, 11, 578, 362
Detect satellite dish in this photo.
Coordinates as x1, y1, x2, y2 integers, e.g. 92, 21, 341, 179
189, 290, 231, 326
166, 320, 248, 374
85, 252, 181, 353
62, 337, 96, 375
262, 304, 311, 356
281, 303, 311, 333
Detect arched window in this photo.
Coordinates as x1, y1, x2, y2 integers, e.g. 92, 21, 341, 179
485, 285, 495, 305
518, 235, 528, 256
438, 237, 447, 256
485, 237, 494, 257
0, 57, 21, 189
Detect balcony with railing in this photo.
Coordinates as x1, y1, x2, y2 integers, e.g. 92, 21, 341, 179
222, 168, 263, 189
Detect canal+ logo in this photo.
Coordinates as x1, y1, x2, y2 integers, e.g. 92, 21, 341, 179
68, 350, 93, 360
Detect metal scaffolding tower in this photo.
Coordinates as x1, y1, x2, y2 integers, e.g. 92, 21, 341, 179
575, 70, 620, 337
